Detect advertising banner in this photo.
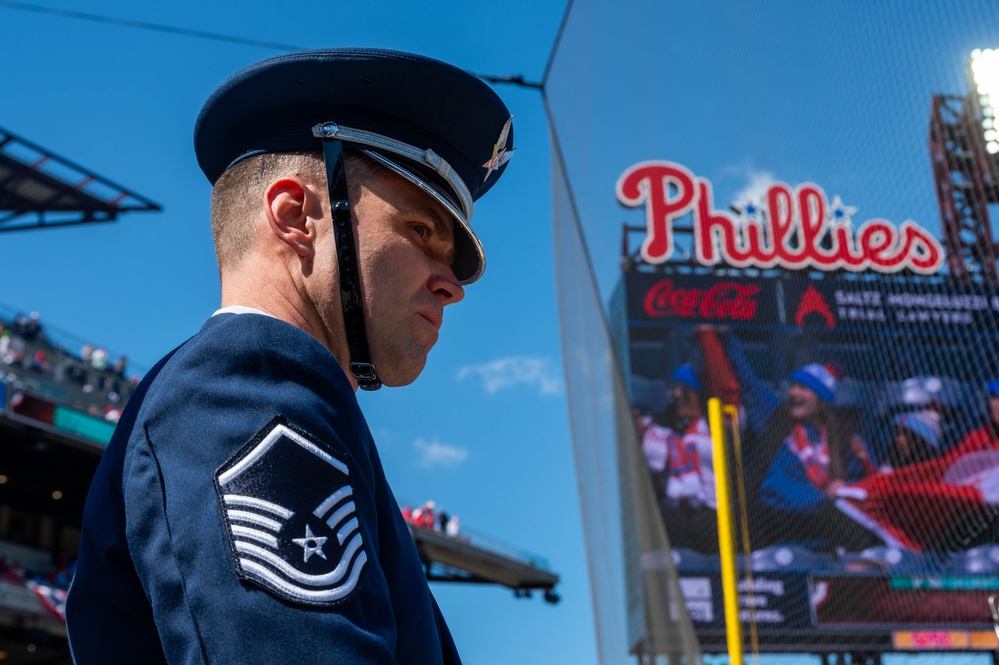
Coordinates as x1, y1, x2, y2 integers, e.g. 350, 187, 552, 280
625, 272, 781, 327
787, 280, 999, 332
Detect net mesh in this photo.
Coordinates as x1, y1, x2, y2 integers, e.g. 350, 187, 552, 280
547, 0, 999, 662
550, 110, 702, 663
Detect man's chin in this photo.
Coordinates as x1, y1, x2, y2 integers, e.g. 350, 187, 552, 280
373, 356, 428, 388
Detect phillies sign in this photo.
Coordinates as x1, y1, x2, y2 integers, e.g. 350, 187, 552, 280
616, 161, 945, 275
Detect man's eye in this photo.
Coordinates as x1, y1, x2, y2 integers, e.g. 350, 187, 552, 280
411, 224, 429, 239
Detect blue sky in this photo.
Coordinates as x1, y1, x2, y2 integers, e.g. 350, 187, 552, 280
4, 2, 999, 664
0, 2, 584, 664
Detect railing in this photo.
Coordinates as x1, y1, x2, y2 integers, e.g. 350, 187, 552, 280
401, 507, 551, 571
446, 524, 552, 571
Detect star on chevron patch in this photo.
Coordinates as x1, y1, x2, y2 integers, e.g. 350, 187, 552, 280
215, 417, 368, 607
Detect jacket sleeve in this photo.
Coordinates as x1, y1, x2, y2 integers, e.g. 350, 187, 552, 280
846, 435, 877, 481
117, 315, 454, 665
123, 416, 399, 665
721, 333, 780, 434
760, 445, 828, 515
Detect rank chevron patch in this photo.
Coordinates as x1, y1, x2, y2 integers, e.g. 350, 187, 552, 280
215, 417, 368, 606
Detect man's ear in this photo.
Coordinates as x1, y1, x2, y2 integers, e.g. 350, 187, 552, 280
264, 177, 317, 257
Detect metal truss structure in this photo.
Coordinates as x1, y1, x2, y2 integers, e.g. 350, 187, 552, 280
0, 126, 160, 231
930, 94, 999, 285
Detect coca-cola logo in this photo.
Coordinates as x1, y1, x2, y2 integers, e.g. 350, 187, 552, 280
616, 161, 945, 275
644, 279, 761, 320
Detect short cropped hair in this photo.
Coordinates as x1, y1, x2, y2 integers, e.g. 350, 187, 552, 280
210, 150, 388, 270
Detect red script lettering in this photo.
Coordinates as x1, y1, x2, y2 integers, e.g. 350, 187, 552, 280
644, 280, 761, 320
617, 161, 945, 275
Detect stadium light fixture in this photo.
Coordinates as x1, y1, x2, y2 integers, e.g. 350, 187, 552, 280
970, 48, 999, 154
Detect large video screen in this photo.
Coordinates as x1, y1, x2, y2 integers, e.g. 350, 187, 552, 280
623, 261, 999, 650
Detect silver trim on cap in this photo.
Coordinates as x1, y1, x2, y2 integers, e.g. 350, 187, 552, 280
311, 122, 474, 220
311, 121, 485, 285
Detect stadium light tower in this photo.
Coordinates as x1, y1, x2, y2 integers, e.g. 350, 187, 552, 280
930, 47, 999, 284
964, 48, 999, 199
969, 49, 999, 157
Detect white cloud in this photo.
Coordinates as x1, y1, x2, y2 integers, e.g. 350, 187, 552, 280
732, 168, 776, 207
414, 436, 469, 469
456, 356, 562, 395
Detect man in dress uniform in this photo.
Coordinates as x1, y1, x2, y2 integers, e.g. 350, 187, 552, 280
65, 48, 515, 664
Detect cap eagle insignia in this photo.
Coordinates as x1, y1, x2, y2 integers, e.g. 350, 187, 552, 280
482, 117, 515, 181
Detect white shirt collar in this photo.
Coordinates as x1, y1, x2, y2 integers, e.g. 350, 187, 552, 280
212, 305, 277, 318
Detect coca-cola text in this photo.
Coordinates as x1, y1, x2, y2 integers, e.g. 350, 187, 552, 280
644, 280, 761, 320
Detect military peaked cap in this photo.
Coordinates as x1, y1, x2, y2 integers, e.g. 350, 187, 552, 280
194, 48, 515, 283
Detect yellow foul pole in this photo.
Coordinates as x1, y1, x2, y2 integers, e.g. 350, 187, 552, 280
708, 398, 742, 665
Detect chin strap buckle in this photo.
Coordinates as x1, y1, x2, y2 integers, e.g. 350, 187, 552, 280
351, 362, 382, 391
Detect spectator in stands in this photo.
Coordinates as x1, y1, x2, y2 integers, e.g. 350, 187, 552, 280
634, 329, 741, 552
411, 501, 436, 529
23, 312, 43, 341
420, 502, 437, 530
13, 313, 27, 336
839, 377, 999, 551
636, 363, 718, 552
712, 332, 879, 551
883, 409, 942, 470
29, 350, 51, 375
634, 409, 668, 500
1, 559, 26, 584
1, 333, 25, 366
63, 359, 88, 388
90, 347, 109, 371
40, 552, 74, 590
437, 507, 450, 533
446, 516, 461, 539
946, 378, 999, 460
104, 405, 123, 424
81, 344, 95, 365
111, 355, 128, 378
400, 505, 413, 524
0, 331, 12, 364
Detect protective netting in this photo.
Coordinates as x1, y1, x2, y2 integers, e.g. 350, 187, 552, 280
547, 1, 999, 662
550, 114, 702, 663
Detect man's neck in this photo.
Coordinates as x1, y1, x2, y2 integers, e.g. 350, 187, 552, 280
220, 267, 357, 392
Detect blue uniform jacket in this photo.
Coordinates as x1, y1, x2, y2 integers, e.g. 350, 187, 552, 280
66, 312, 460, 664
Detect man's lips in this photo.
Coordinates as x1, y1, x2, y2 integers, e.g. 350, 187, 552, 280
419, 311, 442, 330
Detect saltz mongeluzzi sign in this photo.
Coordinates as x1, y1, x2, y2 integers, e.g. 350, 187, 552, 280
616, 161, 945, 275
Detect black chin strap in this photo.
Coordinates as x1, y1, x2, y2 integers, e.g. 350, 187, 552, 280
313, 122, 381, 390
